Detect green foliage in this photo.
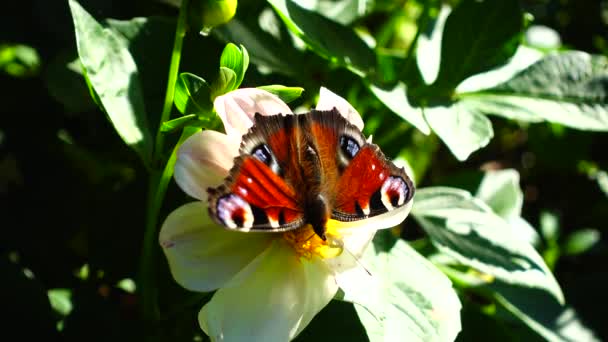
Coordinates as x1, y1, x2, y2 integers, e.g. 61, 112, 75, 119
69, 0, 153, 165
341, 233, 462, 341
0, 43, 40, 77
257, 85, 304, 103
174, 72, 212, 115
412, 187, 563, 303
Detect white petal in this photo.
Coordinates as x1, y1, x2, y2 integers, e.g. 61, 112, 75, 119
324, 227, 376, 275
159, 202, 272, 292
214, 88, 292, 138
322, 200, 414, 276
174, 130, 240, 201
199, 240, 338, 341
316, 87, 364, 130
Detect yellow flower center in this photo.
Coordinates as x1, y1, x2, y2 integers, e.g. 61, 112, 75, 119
282, 221, 344, 259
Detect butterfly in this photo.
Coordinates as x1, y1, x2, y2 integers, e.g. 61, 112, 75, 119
207, 108, 415, 240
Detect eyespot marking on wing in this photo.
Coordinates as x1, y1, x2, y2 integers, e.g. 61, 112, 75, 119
380, 176, 410, 211
216, 194, 255, 231
251, 144, 281, 175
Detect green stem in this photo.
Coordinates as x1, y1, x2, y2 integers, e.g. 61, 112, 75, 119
154, 0, 191, 165
140, 129, 193, 322
139, 0, 190, 323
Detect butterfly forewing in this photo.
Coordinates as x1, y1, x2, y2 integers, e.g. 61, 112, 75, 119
208, 114, 306, 232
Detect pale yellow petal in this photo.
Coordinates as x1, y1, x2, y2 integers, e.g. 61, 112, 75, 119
159, 202, 272, 292
199, 240, 338, 341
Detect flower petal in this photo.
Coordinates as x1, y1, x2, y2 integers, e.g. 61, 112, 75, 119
214, 88, 292, 138
199, 240, 338, 341
174, 130, 240, 201
159, 202, 272, 292
316, 87, 364, 130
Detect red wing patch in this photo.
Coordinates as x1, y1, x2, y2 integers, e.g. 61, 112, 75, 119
208, 156, 305, 232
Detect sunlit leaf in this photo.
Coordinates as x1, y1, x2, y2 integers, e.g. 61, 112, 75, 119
48, 289, 73, 316
369, 82, 431, 134
461, 52, 608, 130
340, 234, 462, 341
563, 229, 600, 256
268, 0, 376, 74
416, 5, 450, 85
432, 0, 523, 91
291, 0, 372, 25
475, 169, 540, 246
257, 85, 304, 103
220, 43, 249, 89
0, 43, 41, 77
412, 187, 564, 303
423, 103, 493, 161
69, 0, 153, 164
597, 170, 608, 198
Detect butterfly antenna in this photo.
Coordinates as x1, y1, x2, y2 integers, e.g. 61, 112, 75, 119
344, 245, 372, 276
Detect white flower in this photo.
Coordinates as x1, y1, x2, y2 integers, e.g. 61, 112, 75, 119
160, 87, 413, 341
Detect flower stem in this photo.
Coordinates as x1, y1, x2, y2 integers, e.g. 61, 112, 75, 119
155, 0, 190, 163
139, 0, 190, 323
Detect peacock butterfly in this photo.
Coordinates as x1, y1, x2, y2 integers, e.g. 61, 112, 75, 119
207, 108, 415, 240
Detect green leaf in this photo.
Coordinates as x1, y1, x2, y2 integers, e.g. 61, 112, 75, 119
214, 18, 311, 79
369, 82, 431, 134
563, 229, 600, 256
69, 0, 152, 164
174, 73, 212, 115
432, 0, 523, 90
267, 0, 376, 74
491, 283, 600, 342
597, 170, 608, 198
411, 187, 564, 303
540, 211, 560, 243
416, 5, 451, 85
476, 169, 523, 219
257, 85, 304, 103
475, 169, 540, 246
211, 67, 238, 97
0, 43, 41, 77
220, 43, 249, 89
456, 45, 543, 94
48, 289, 73, 316
342, 236, 461, 341
422, 102, 493, 161
161, 114, 200, 133
292, 0, 372, 25
461, 52, 608, 130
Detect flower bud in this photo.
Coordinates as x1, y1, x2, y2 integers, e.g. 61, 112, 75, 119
189, 0, 238, 34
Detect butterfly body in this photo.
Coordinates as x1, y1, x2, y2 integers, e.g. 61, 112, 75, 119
208, 109, 414, 240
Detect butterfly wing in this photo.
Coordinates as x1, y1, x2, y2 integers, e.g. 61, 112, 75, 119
208, 113, 306, 232
308, 109, 415, 223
